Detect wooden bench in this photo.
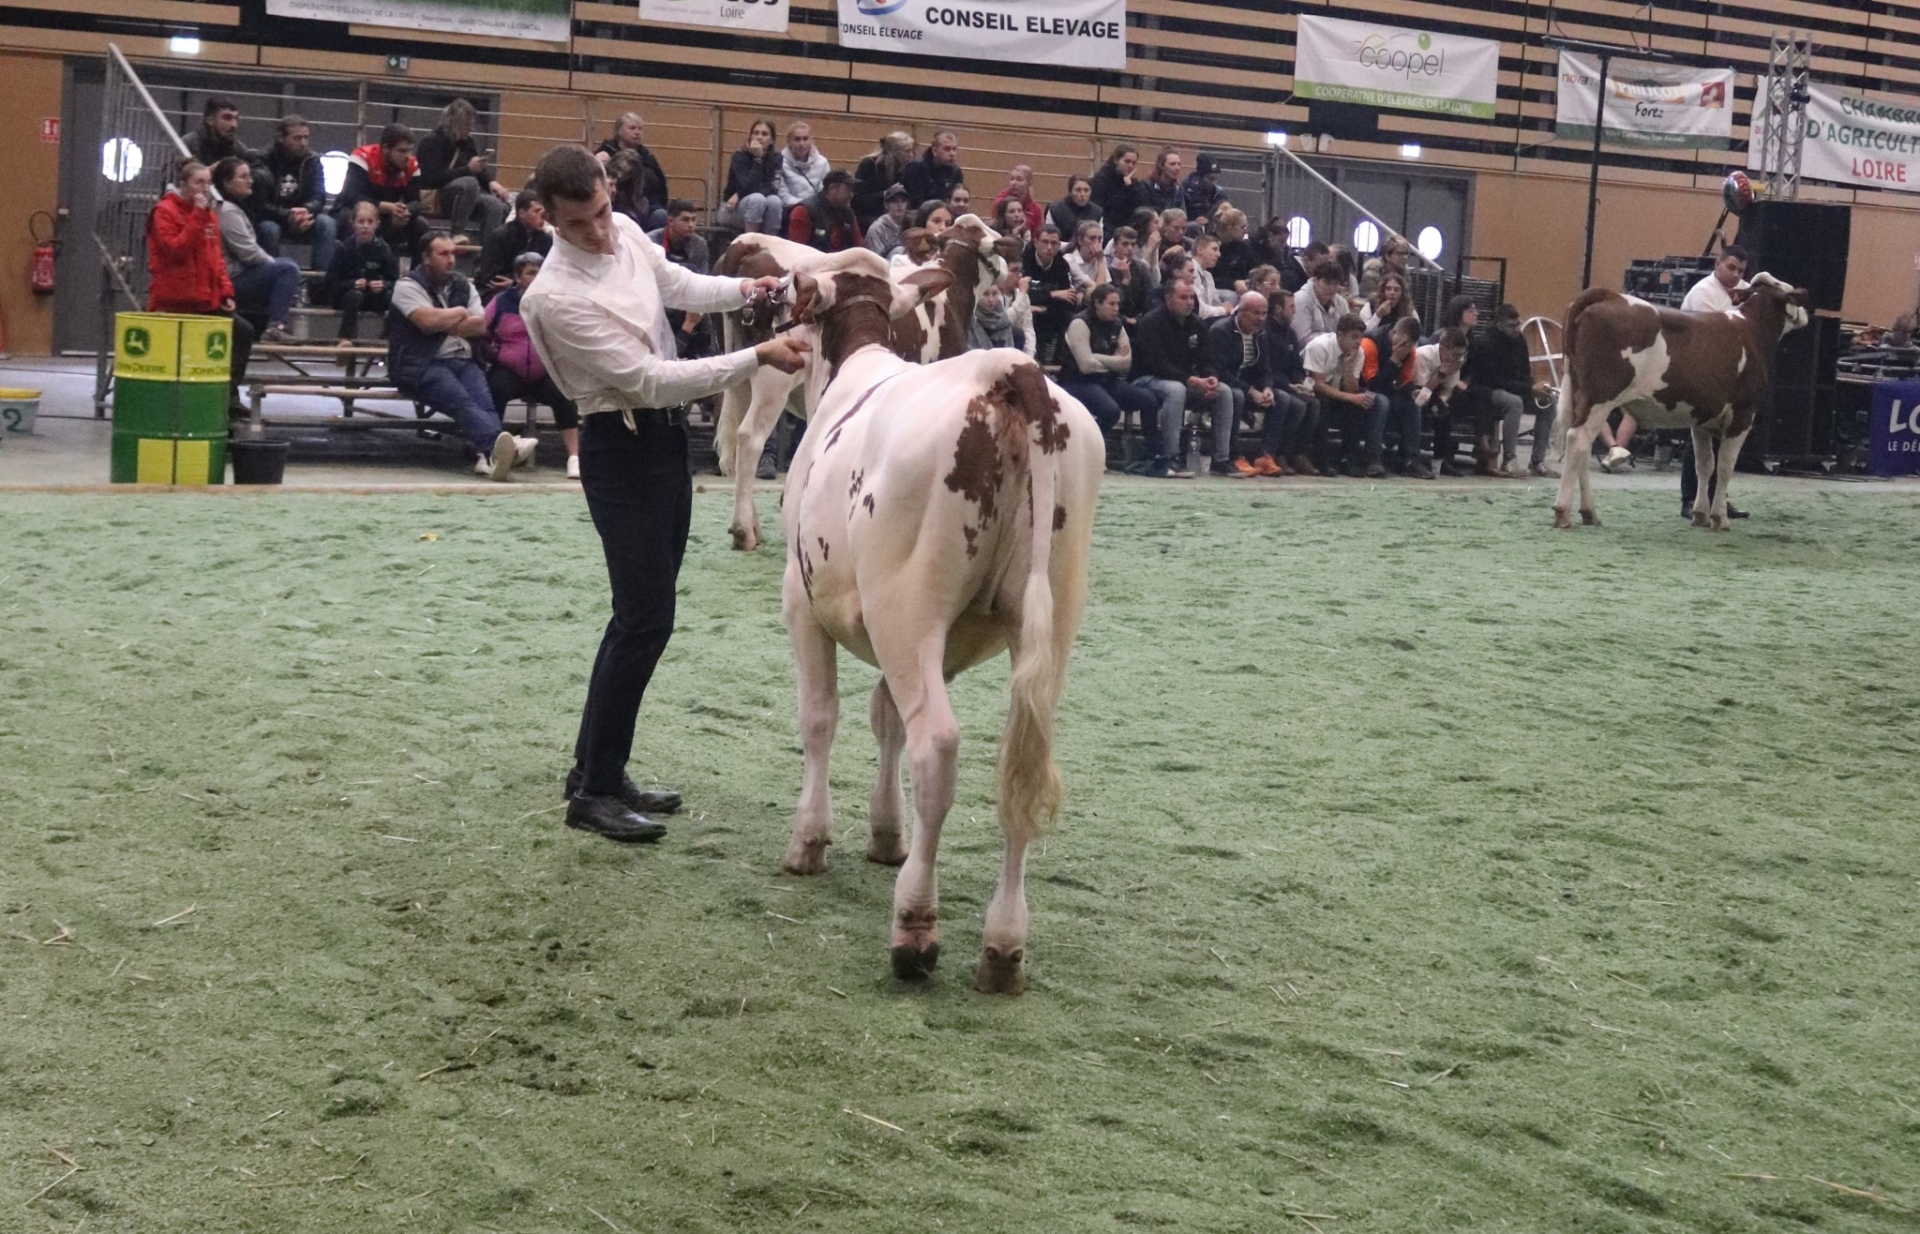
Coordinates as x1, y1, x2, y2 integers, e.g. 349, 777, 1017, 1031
246, 383, 416, 430
254, 341, 386, 379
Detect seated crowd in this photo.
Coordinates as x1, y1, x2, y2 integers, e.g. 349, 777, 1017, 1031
153, 101, 1557, 481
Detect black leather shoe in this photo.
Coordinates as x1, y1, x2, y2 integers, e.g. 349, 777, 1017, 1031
564, 768, 683, 815
565, 795, 666, 843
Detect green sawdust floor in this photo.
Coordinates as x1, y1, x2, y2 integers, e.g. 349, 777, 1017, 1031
2, 480, 1918, 1232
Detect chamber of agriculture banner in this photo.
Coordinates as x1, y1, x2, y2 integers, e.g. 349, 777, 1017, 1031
641, 0, 787, 34
1749, 80, 1920, 194
1554, 52, 1733, 148
1291, 15, 1499, 119
264, 0, 569, 41
835, 0, 1125, 70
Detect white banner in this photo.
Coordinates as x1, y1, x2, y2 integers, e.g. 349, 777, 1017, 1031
1292, 15, 1499, 120
1750, 81, 1920, 194
265, 0, 569, 42
835, 0, 1125, 70
1555, 52, 1733, 148
641, 0, 788, 33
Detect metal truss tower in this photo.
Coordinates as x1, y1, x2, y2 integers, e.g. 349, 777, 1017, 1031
1755, 32, 1812, 201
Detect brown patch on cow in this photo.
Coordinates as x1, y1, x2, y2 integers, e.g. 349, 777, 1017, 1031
944, 390, 1013, 524
715, 242, 784, 282
1053, 504, 1067, 531
962, 524, 979, 558
932, 237, 982, 361
889, 306, 929, 362
817, 535, 830, 562
1007, 361, 1071, 454
819, 272, 896, 379
1648, 315, 1758, 430
862, 493, 876, 517
848, 469, 863, 499
795, 537, 816, 600
1564, 290, 1662, 420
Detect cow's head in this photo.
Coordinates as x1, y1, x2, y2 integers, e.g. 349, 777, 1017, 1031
933, 213, 1021, 292
1736, 271, 1812, 338
789, 249, 954, 391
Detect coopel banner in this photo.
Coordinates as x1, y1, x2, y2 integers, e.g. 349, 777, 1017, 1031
1554, 52, 1733, 148
1749, 81, 1920, 194
1292, 15, 1499, 119
641, 0, 788, 34
836, 0, 1126, 70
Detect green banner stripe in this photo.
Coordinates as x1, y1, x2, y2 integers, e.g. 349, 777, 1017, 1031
1295, 81, 1496, 120
1556, 123, 1732, 150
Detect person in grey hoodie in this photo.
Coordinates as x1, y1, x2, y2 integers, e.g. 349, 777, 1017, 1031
211, 156, 301, 342
776, 122, 831, 210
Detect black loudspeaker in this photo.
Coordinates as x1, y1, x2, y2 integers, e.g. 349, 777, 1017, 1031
1736, 200, 1850, 312
1307, 101, 1378, 142
1756, 315, 1842, 461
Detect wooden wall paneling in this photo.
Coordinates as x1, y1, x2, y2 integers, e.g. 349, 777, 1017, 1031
495, 90, 591, 190
570, 69, 849, 117
0, 51, 64, 355
0, 0, 239, 23
584, 96, 730, 209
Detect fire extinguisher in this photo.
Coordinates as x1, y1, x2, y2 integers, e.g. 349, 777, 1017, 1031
29, 211, 57, 295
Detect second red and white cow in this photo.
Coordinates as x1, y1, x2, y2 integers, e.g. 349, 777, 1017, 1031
1552, 271, 1810, 530
776, 248, 1104, 996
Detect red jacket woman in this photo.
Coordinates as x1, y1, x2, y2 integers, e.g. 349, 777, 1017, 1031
146, 165, 233, 313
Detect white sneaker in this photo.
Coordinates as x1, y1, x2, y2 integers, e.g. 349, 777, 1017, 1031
565, 455, 580, 480
512, 435, 539, 467
1504, 457, 1529, 478
1600, 445, 1631, 472
488, 431, 515, 481
473, 456, 493, 478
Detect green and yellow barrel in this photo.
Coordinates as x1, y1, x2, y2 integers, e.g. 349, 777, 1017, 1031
110, 313, 230, 485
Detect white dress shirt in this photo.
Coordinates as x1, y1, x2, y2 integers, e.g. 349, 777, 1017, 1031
1301, 331, 1361, 387
1680, 273, 1748, 315
521, 213, 754, 417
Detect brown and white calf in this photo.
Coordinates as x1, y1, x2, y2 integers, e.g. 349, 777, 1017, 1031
1552, 271, 1810, 530
712, 215, 1022, 551
777, 248, 1104, 995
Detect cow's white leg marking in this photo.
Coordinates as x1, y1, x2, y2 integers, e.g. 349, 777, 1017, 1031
730, 371, 801, 552
1710, 427, 1749, 531
1689, 425, 1717, 528
1554, 417, 1599, 528
781, 597, 840, 875
865, 679, 908, 866
879, 632, 959, 980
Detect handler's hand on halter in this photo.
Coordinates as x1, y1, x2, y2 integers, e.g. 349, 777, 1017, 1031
755, 336, 811, 374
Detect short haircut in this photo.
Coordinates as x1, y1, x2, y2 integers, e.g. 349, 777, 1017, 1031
276, 114, 308, 136
533, 144, 607, 214
204, 95, 237, 118
210, 156, 247, 192
1721, 244, 1748, 265
931, 128, 957, 143
1089, 283, 1121, 307
1437, 327, 1468, 351
1304, 240, 1331, 260
666, 197, 698, 216
822, 169, 854, 190
1391, 315, 1422, 340
1335, 312, 1367, 335
380, 122, 413, 149
1195, 233, 1220, 252
1073, 219, 1103, 245
1037, 222, 1062, 237
512, 251, 545, 275
1246, 263, 1278, 287
1496, 302, 1521, 323
1312, 259, 1344, 283
422, 232, 456, 257
514, 188, 541, 213
1113, 225, 1138, 244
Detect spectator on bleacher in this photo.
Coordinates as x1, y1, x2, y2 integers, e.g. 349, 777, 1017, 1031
1204, 291, 1274, 476
720, 119, 783, 235
593, 112, 669, 229
1090, 145, 1150, 223
1250, 215, 1291, 273
1132, 279, 1226, 479
1180, 154, 1228, 221
146, 159, 252, 415
389, 232, 531, 481
902, 129, 964, 209
1359, 314, 1427, 478
479, 190, 552, 300
1057, 283, 1156, 444
1159, 207, 1190, 250
1046, 175, 1102, 239
1192, 234, 1232, 318
211, 157, 300, 344
853, 132, 915, 228
607, 150, 649, 228
417, 99, 512, 246
990, 196, 1030, 246
865, 183, 912, 258
1065, 220, 1109, 293
1472, 302, 1548, 477
776, 122, 830, 210
1282, 239, 1329, 294
1149, 249, 1193, 312
1292, 260, 1351, 343
1249, 265, 1320, 475
1303, 313, 1387, 477
1107, 225, 1150, 325
190, 96, 252, 167
1359, 234, 1412, 300
650, 199, 713, 359
336, 123, 430, 259
993, 165, 1043, 236
1213, 207, 1256, 296
968, 283, 1030, 355
254, 115, 336, 275
326, 201, 398, 347
1362, 271, 1416, 332
946, 182, 973, 217
1023, 221, 1078, 366
1121, 207, 1162, 287
487, 251, 581, 479
1330, 245, 1361, 300
789, 170, 863, 252
1143, 148, 1183, 212
1412, 326, 1475, 476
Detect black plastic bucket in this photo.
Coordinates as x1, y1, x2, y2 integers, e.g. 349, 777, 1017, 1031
229, 437, 289, 485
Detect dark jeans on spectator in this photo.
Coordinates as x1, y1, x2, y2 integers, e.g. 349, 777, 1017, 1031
410, 356, 505, 456
488, 367, 580, 431
1059, 374, 1159, 438
1320, 392, 1390, 467
257, 212, 338, 273
437, 176, 509, 243
573, 413, 693, 797
230, 258, 302, 328
1385, 393, 1423, 465
1257, 389, 1311, 458
334, 287, 390, 342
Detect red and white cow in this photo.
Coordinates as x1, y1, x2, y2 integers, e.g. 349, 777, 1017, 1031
712, 215, 1021, 551
776, 247, 1104, 995
1552, 271, 1810, 531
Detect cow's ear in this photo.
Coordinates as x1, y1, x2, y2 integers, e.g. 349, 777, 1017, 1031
790, 271, 820, 322
1728, 285, 1752, 305
892, 267, 954, 317
1788, 288, 1812, 307
993, 235, 1024, 262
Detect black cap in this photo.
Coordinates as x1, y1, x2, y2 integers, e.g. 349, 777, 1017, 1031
883, 182, 909, 201
1196, 154, 1220, 176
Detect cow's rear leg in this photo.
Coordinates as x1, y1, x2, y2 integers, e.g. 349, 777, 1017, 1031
730, 387, 784, 552
781, 601, 839, 875
1690, 426, 1717, 528
877, 643, 959, 981
1553, 415, 1599, 528
1709, 428, 1749, 531
865, 679, 908, 866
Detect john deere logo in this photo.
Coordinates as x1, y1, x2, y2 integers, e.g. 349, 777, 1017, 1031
206, 331, 229, 361
124, 327, 151, 357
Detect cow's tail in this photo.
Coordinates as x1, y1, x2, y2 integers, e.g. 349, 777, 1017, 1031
1552, 288, 1607, 457
716, 309, 747, 477
998, 359, 1067, 846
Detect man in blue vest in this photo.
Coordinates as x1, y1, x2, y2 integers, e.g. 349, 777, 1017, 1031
389, 232, 535, 479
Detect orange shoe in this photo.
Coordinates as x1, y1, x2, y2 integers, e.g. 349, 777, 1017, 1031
1252, 454, 1284, 477
1232, 457, 1259, 477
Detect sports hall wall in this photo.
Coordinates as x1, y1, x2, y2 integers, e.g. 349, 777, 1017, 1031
8, 0, 1920, 356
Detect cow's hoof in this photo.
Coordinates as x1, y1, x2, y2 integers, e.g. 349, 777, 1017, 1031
1580, 509, 1600, 526
1552, 508, 1573, 529
891, 941, 941, 981
974, 946, 1026, 996
866, 834, 908, 866
730, 525, 757, 552
781, 835, 830, 875
1692, 511, 1711, 528
1711, 517, 1731, 532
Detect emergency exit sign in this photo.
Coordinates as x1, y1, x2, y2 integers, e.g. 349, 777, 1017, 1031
39, 117, 58, 143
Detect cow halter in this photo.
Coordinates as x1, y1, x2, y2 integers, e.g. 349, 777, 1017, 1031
778, 290, 894, 335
